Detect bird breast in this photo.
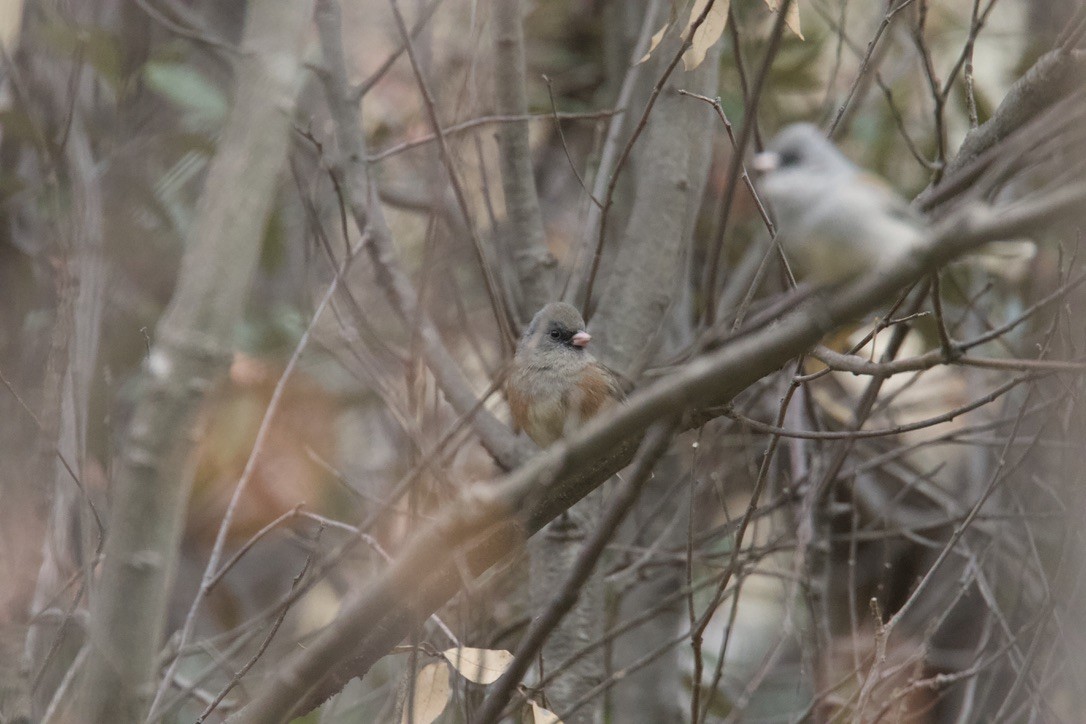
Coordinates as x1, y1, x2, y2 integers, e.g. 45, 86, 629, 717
509, 354, 597, 447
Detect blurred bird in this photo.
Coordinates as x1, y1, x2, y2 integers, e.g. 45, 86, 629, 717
752, 122, 1035, 284
508, 302, 624, 447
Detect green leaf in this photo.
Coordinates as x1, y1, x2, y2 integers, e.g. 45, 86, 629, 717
143, 61, 227, 129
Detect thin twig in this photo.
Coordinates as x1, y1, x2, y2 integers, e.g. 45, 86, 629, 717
582, 0, 725, 317
314, 0, 525, 469
677, 89, 773, 233
726, 372, 1036, 440
147, 252, 352, 720
563, 0, 660, 302
929, 270, 958, 359
475, 422, 676, 724
702, 0, 796, 324
827, 0, 918, 136
196, 525, 326, 722
386, 0, 514, 351
543, 75, 602, 208
0, 366, 103, 539
367, 109, 623, 162
355, 0, 445, 97
134, 0, 239, 54
40, 644, 89, 724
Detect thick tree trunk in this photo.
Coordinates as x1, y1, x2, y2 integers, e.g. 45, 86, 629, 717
73, 2, 315, 720
597, 29, 720, 722
493, 0, 555, 321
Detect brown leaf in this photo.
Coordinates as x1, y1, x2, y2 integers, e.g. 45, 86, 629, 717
682, 0, 730, 71
531, 701, 563, 723
442, 647, 514, 685
763, 0, 803, 39
637, 23, 670, 65
401, 662, 450, 724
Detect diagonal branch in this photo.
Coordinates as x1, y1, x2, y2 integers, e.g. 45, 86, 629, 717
386, 0, 515, 349
230, 177, 1086, 723
579, 0, 729, 316
475, 421, 678, 724
918, 47, 1086, 210
314, 0, 527, 470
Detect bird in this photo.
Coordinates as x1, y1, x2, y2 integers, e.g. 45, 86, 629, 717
507, 302, 624, 447
752, 122, 1035, 284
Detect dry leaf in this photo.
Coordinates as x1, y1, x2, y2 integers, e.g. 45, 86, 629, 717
784, 2, 803, 39
531, 701, 563, 724
637, 23, 670, 64
682, 0, 730, 70
0, 0, 24, 51
401, 662, 450, 724
763, 0, 803, 39
442, 647, 514, 685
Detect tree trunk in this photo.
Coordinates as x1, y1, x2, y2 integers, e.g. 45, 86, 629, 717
74, 2, 316, 720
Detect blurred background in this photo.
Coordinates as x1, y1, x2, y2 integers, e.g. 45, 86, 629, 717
1, 0, 1084, 721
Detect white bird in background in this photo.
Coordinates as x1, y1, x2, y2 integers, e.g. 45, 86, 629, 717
752, 122, 1036, 285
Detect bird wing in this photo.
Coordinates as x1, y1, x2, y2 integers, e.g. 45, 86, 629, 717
575, 362, 625, 422
506, 375, 527, 434
601, 362, 627, 403
856, 170, 919, 223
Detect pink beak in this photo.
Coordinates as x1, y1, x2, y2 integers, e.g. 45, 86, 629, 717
571, 331, 591, 348
751, 151, 780, 173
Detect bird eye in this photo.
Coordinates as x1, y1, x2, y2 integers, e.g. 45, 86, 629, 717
549, 329, 561, 339
779, 149, 801, 167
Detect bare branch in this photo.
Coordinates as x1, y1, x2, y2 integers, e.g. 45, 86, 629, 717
493, 0, 556, 320
76, 1, 318, 720
919, 47, 1086, 209
475, 422, 677, 724
314, 0, 526, 470
229, 178, 1086, 724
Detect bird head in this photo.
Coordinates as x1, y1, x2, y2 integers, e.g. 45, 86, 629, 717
519, 302, 592, 357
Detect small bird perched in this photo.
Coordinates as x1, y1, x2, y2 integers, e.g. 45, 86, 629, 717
752, 122, 1034, 284
508, 302, 624, 447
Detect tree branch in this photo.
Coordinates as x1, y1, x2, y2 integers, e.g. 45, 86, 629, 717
493, 0, 555, 320
229, 176, 1086, 723
918, 47, 1086, 210
314, 0, 527, 470
475, 422, 677, 724
75, 1, 317, 720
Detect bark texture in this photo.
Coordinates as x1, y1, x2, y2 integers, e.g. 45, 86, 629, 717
74, 1, 315, 720
522, 23, 720, 723
493, 0, 555, 321
228, 178, 1086, 723
598, 34, 720, 724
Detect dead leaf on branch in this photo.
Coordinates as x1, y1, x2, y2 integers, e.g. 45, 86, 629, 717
640, 0, 801, 70
401, 662, 450, 724
638, 24, 670, 64
441, 646, 514, 685
639, 0, 730, 69
763, 0, 804, 39
531, 701, 563, 723
682, 0, 731, 71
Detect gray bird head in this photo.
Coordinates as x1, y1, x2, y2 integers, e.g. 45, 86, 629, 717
519, 302, 591, 356
752, 122, 856, 178
751, 123, 863, 237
